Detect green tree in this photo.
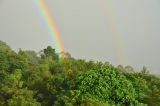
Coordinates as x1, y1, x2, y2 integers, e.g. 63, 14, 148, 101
0, 40, 12, 52
41, 46, 58, 61
123, 73, 148, 102
75, 67, 145, 106
7, 89, 41, 106
0, 51, 9, 71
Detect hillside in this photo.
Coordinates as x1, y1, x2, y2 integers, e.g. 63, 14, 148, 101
0, 40, 160, 106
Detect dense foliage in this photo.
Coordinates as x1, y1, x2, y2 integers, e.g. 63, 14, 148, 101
0, 40, 160, 106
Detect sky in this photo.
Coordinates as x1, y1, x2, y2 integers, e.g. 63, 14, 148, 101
0, 0, 160, 74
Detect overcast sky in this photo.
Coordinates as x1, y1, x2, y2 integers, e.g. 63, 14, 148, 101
0, 0, 160, 74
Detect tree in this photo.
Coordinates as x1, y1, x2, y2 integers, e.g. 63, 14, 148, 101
141, 66, 149, 75
0, 51, 9, 71
0, 70, 23, 98
75, 67, 145, 106
41, 46, 58, 61
24, 50, 40, 66
141, 74, 160, 106
123, 73, 148, 102
7, 89, 41, 106
0, 40, 12, 52
125, 65, 134, 72
0, 40, 160, 106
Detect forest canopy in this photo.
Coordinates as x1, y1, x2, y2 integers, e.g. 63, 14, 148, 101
0, 40, 160, 106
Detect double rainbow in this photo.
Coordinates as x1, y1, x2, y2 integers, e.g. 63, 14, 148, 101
32, 0, 65, 53
32, 0, 127, 65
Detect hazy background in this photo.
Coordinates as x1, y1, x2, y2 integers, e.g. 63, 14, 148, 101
0, 0, 160, 74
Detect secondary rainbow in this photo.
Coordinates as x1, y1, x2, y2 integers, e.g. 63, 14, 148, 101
98, 0, 128, 65
32, 0, 65, 52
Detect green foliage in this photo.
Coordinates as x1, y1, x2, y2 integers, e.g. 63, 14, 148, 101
41, 46, 58, 61
140, 74, 160, 106
0, 51, 9, 71
0, 41, 160, 106
7, 89, 41, 106
77, 99, 108, 106
123, 73, 148, 101
0, 40, 11, 52
24, 50, 40, 65
75, 67, 144, 106
1, 70, 23, 95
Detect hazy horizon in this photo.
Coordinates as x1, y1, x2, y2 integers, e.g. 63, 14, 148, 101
0, 0, 160, 74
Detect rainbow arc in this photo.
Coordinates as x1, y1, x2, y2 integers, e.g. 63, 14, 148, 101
32, 0, 65, 52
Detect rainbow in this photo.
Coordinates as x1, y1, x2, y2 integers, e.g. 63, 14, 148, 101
32, 0, 65, 52
32, 0, 127, 64
98, 0, 128, 65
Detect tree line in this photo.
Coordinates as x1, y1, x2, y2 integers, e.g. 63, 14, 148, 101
0, 40, 160, 106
